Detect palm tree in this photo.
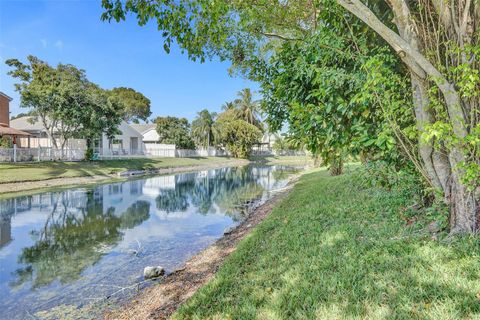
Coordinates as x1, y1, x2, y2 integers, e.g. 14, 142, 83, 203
221, 101, 236, 111
234, 88, 262, 130
191, 109, 216, 148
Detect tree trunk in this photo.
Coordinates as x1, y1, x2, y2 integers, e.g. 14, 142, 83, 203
336, 0, 479, 233
448, 172, 479, 234
329, 157, 343, 176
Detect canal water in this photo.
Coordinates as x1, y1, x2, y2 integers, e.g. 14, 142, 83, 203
0, 165, 301, 319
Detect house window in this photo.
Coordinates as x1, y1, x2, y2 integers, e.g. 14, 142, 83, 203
109, 139, 123, 150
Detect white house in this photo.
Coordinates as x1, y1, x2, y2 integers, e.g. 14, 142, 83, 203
97, 121, 145, 156
130, 123, 176, 157
130, 124, 159, 143
11, 116, 145, 156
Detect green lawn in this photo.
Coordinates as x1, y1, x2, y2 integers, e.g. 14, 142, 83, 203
173, 169, 480, 319
0, 157, 237, 183
0, 156, 311, 184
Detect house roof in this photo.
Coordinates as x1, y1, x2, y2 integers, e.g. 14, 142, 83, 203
0, 126, 31, 136
0, 92, 13, 101
10, 116, 50, 133
130, 123, 156, 134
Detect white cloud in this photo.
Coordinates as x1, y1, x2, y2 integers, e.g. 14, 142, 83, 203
40, 38, 47, 48
54, 40, 63, 51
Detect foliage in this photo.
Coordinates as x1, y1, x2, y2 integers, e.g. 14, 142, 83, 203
214, 110, 262, 158
0, 137, 13, 148
174, 169, 480, 319
233, 88, 263, 130
191, 109, 216, 148
10, 111, 33, 120
100, 0, 479, 232
154, 116, 195, 149
271, 134, 302, 153
109, 87, 151, 122
84, 147, 94, 161
5, 56, 122, 152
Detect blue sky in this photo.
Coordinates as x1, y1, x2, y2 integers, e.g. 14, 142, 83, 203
0, 0, 257, 121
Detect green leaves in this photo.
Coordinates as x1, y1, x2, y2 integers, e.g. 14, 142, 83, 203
109, 87, 151, 122
155, 116, 195, 149
213, 113, 262, 158
5, 56, 123, 148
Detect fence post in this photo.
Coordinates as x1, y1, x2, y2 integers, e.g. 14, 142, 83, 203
13, 144, 17, 163
37, 147, 41, 162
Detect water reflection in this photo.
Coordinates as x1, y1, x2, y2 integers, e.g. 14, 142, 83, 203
0, 165, 300, 319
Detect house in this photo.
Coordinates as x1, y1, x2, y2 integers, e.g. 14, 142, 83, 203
10, 116, 145, 156
0, 92, 30, 142
97, 121, 146, 156
130, 123, 159, 143
10, 116, 86, 149
130, 123, 176, 157
252, 132, 279, 153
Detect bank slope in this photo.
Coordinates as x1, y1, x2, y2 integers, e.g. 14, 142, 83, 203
173, 169, 480, 319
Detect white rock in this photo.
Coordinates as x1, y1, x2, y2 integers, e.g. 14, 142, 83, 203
144, 266, 165, 279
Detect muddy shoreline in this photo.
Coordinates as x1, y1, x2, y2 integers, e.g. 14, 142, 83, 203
102, 175, 300, 320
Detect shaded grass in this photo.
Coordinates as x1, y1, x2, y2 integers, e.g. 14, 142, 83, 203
173, 169, 480, 320
0, 157, 234, 183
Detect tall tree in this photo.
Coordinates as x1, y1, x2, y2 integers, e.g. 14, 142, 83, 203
191, 109, 216, 148
155, 116, 195, 149
234, 88, 263, 130
6, 56, 122, 155
101, 0, 480, 233
109, 87, 151, 123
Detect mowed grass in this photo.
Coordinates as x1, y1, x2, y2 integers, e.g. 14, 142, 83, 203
0, 157, 237, 183
173, 169, 480, 319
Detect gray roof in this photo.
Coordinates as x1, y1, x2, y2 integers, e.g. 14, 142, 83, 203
10, 116, 49, 132
130, 123, 156, 134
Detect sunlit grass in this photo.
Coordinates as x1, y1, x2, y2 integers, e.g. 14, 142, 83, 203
173, 169, 480, 319
0, 157, 236, 183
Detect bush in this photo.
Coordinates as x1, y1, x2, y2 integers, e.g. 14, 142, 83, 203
0, 137, 13, 148
84, 148, 94, 161
214, 118, 262, 158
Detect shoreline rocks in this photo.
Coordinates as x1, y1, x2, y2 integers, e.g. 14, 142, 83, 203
144, 266, 165, 279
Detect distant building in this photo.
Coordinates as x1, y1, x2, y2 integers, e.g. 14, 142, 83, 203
10, 116, 145, 156
0, 92, 30, 143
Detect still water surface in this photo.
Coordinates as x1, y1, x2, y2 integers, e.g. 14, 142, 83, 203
0, 165, 301, 319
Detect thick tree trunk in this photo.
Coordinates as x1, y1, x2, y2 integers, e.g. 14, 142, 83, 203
337, 0, 479, 233
448, 173, 479, 234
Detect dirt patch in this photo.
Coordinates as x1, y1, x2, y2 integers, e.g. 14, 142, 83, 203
0, 160, 249, 195
103, 178, 298, 320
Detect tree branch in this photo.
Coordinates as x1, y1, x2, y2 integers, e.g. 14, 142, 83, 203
336, 0, 468, 139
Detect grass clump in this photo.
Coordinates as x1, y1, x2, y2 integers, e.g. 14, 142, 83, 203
173, 168, 480, 320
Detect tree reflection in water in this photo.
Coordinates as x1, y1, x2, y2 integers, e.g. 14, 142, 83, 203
10, 191, 150, 289
155, 166, 266, 219
4, 165, 298, 291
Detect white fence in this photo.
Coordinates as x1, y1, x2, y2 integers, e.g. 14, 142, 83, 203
0, 147, 85, 162
0, 146, 305, 163
175, 147, 229, 158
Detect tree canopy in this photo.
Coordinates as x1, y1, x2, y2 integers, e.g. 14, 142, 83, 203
101, 0, 480, 234
6, 55, 122, 152
191, 109, 216, 148
109, 87, 151, 123
155, 116, 195, 149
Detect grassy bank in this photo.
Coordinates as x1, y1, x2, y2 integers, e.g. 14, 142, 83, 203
0, 156, 310, 184
0, 157, 236, 184
173, 169, 480, 319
